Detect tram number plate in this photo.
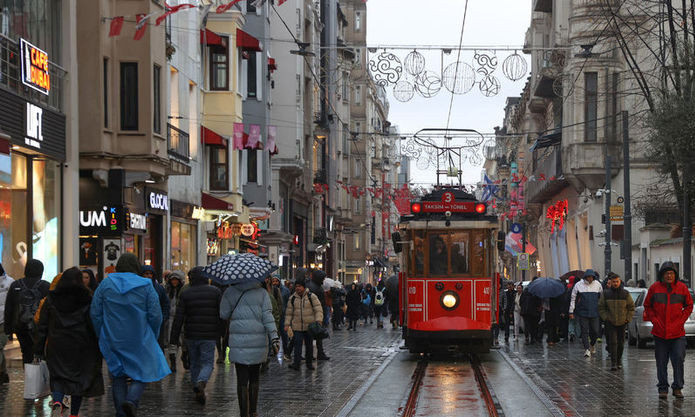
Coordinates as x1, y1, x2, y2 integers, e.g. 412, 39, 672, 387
408, 303, 423, 312
476, 302, 491, 312
408, 286, 417, 294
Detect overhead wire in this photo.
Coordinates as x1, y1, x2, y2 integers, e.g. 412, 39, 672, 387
445, 0, 470, 133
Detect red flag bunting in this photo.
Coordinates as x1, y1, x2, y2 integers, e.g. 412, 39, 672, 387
109, 17, 124, 37
134, 14, 149, 40
217, 0, 243, 14
156, 3, 196, 26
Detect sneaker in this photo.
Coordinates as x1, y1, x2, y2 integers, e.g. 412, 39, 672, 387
317, 354, 331, 361
195, 381, 207, 405
617, 363, 623, 369
569, 334, 575, 342
584, 349, 591, 357
659, 391, 668, 399
122, 401, 137, 417
50, 402, 64, 417
673, 389, 684, 399
283, 353, 291, 361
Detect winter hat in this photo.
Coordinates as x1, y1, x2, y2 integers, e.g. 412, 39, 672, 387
312, 269, 326, 284
188, 266, 207, 284
24, 259, 44, 279
295, 278, 307, 288
295, 267, 308, 280
115, 253, 141, 275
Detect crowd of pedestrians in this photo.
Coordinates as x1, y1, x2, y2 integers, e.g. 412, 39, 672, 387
498, 262, 693, 399
0, 255, 400, 417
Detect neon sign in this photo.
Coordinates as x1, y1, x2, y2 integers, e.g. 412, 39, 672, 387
20, 39, 50, 95
546, 200, 568, 233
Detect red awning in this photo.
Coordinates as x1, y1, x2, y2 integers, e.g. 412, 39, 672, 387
202, 193, 235, 211
200, 29, 225, 46
236, 28, 261, 52
202, 126, 227, 147
268, 57, 277, 72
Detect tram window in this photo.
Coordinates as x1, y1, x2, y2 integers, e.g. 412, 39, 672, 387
413, 230, 425, 275
471, 230, 485, 275
450, 232, 469, 274
429, 234, 449, 275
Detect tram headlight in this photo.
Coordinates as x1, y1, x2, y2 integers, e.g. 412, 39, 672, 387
440, 291, 459, 311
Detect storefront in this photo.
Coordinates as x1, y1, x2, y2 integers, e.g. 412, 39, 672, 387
0, 84, 66, 281
170, 200, 202, 273
144, 187, 168, 275
201, 192, 249, 261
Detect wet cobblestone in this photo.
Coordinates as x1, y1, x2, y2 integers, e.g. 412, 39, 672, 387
0, 323, 400, 417
502, 337, 695, 417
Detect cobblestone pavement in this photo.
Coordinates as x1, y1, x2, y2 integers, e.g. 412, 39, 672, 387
501, 336, 695, 417
0, 323, 400, 417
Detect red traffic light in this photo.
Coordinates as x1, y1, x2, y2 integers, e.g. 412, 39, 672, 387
475, 203, 486, 214
293, 235, 299, 245
411, 203, 422, 213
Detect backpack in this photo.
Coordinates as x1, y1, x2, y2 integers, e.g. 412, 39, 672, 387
374, 289, 385, 306
17, 279, 43, 328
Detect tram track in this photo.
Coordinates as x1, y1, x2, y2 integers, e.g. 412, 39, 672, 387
401, 354, 504, 417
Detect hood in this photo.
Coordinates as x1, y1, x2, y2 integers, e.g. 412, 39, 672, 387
141, 265, 160, 283
24, 259, 44, 280
188, 266, 208, 285
658, 261, 679, 282
105, 272, 151, 294
168, 270, 185, 283
311, 269, 326, 284
295, 267, 308, 280
116, 253, 141, 275
583, 269, 599, 282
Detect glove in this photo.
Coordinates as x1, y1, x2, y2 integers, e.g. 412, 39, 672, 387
271, 338, 280, 355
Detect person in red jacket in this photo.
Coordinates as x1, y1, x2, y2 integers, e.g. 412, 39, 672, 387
643, 261, 693, 399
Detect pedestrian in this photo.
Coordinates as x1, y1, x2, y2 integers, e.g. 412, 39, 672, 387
141, 265, 171, 351
165, 270, 185, 372
0, 264, 13, 384
492, 278, 505, 346
4, 259, 49, 364
598, 272, 635, 371
386, 271, 399, 329
331, 285, 346, 330
261, 274, 283, 372
170, 266, 221, 405
220, 279, 279, 417
569, 269, 603, 357
272, 276, 291, 358
284, 278, 322, 370
547, 284, 568, 346
34, 267, 104, 417
81, 269, 99, 292
90, 253, 171, 417
513, 283, 524, 340
306, 269, 331, 361
503, 282, 515, 342
566, 275, 580, 342
346, 283, 361, 331
361, 284, 373, 325
373, 280, 387, 329
520, 283, 541, 344
212, 281, 230, 365
637, 279, 647, 289
643, 262, 693, 399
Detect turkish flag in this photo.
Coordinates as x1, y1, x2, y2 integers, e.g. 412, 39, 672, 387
156, 3, 196, 26
134, 14, 149, 40
109, 16, 124, 37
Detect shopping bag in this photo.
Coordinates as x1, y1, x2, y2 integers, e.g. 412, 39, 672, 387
23, 360, 50, 400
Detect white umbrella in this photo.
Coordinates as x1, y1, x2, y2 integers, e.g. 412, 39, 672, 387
323, 278, 336, 291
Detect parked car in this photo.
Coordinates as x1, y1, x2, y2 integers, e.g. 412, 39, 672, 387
627, 287, 695, 348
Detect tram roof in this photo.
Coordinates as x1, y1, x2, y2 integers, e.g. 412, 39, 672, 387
400, 220, 498, 229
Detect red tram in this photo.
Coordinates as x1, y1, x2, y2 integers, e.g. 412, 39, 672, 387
395, 188, 499, 353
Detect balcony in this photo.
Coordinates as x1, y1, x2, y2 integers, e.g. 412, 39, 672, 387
533, 51, 565, 98
533, 0, 552, 12
167, 123, 191, 175
526, 135, 568, 204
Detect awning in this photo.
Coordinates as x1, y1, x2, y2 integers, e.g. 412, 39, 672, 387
202, 193, 235, 211
268, 57, 277, 72
237, 28, 261, 52
200, 29, 225, 46
530, 131, 561, 151
202, 126, 227, 147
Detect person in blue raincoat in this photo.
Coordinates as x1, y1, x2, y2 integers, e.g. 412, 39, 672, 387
90, 253, 171, 417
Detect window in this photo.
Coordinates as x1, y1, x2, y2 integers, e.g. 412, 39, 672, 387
343, 126, 349, 155
247, 1, 256, 13
210, 147, 228, 190
354, 232, 361, 250
584, 72, 598, 142
354, 197, 361, 214
355, 11, 362, 31
247, 52, 258, 98
210, 38, 229, 90
120, 62, 138, 130
103, 58, 109, 128
355, 85, 362, 104
342, 72, 349, 101
153, 65, 161, 134
247, 149, 258, 183
353, 159, 361, 178
355, 122, 361, 137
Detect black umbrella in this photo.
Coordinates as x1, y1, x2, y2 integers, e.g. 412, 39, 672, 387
527, 277, 566, 298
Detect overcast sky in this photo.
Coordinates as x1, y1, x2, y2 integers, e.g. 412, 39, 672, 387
367, 0, 532, 187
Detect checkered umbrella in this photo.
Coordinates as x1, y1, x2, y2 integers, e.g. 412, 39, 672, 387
203, 253, 278, 286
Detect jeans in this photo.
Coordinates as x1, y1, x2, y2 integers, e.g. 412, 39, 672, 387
568, 317, 579, 339
15, 329, 34, 364
604, 322, 626, 365
0, 324, 8, 373
111, 374, 146, 417
53, 392, 82, 415
654, 336, 687, 391
187, 339, 216, 385
292, 331, 313, 367
578, 316, 599, 350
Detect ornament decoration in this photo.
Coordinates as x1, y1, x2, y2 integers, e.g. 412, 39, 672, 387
368, 52, 403, 87
442, 62, 476, 94
414, 71, 442, 98
473, 51, 498, 77
404, 50, 426, 76
393, 80, 415, 102
479, 75, 501, 97
502, 52, 528, 81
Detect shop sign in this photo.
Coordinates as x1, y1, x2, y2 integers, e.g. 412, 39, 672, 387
609, 205, 624, 221
171, 200, 204, 220
128, 211, 147, 231
20, 38, 50, 95
240, 223, 255, 237
25, 103, 44, 149
146, 188, 169, 213
518, 253, 530, 270
80, 206, 123, 236
217, 223, 243, 239
192, 206, 205, 220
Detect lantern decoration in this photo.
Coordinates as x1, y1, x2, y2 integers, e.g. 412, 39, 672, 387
546, 200, 569, 233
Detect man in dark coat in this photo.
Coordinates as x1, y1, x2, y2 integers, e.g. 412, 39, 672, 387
386, 272, 399, 329
503, 282, 516, 341
170, 267, 221, 405
306, 269, 330, 361
272, 276, 291, 356
142, 265, 171, 350
34, 267, 104, 417
520, 283, 542, 344
345, 283, 362, 331
4, 259, 49, 363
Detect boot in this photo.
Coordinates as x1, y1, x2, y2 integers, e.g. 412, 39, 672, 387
249, 381, 260, 417
0, 372, 8, 384
237, 385, 250, 417
195, 381, 207, 405
182, 350, 190, 370
169, 354, 177, 373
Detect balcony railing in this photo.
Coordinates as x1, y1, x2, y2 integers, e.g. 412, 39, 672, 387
0, 33, 66, 112
167, 123, 190, 161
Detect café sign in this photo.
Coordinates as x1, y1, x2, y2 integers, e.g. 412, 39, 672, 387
20, 38, 50, 95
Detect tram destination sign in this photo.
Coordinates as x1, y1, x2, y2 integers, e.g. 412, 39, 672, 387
420, 201, 476, 213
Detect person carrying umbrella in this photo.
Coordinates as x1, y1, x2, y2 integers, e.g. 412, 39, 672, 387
206, 253, 280, 417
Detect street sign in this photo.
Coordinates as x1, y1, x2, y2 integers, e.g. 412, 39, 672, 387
511, 223, 522, 234
610, 205, 624, 221
518, 253, 530, 270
